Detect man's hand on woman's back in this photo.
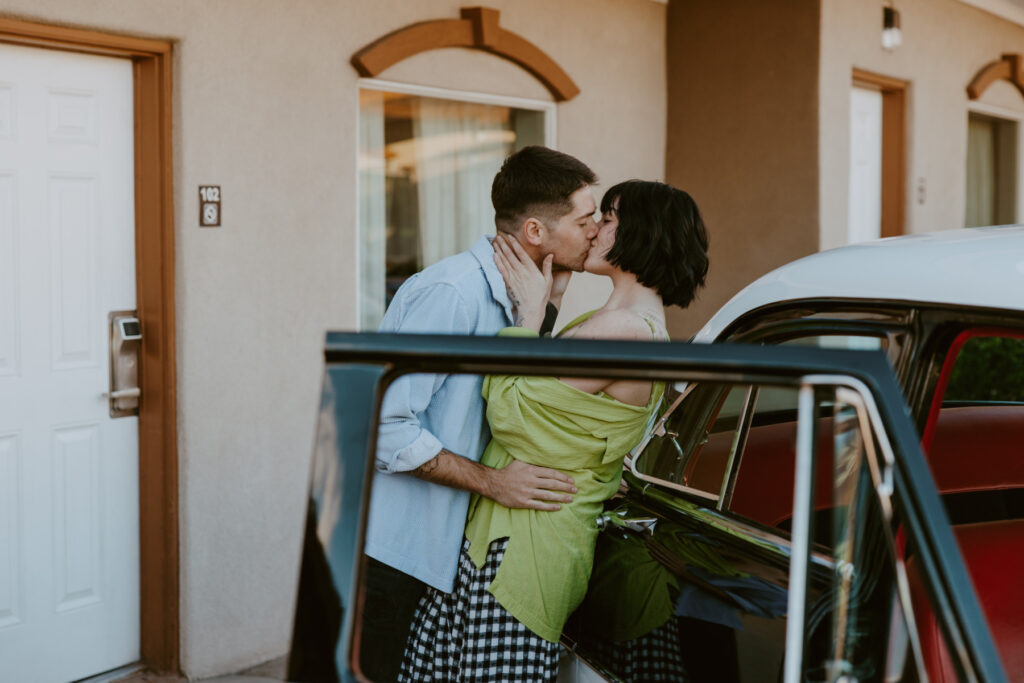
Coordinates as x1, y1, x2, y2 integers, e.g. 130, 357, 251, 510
412, 449, 576, 511
485, 459, 577, 511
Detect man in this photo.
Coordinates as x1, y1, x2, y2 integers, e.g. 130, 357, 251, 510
360, 146, 599, 681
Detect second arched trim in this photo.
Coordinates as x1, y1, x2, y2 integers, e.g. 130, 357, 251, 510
967, 53, 1024, 100
351, 7, 580, 102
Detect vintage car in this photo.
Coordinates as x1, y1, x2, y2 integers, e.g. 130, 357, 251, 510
288, 226, 1023, 682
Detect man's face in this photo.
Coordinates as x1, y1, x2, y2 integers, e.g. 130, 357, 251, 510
541, 186, 599, 271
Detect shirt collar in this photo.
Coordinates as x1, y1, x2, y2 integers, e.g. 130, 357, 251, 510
470, 235, 514, 324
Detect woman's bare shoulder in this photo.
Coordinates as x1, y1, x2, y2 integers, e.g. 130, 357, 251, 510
566, 308, 659, 341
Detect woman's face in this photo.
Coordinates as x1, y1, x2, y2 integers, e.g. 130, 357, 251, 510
584, 200, 619, 274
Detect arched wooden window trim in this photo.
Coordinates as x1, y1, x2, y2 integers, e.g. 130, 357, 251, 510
351, 7, 579, 102
968, 53, 1024, 100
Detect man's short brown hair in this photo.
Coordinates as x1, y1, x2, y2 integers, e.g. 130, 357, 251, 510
491, 146, 597, 233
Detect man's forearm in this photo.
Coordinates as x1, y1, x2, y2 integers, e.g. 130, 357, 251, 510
411, 448, 495, 498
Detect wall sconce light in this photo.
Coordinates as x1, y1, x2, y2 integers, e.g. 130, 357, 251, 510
882, 6, 902, 50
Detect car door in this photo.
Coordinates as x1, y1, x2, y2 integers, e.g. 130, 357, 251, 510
285, 332, 1005, 683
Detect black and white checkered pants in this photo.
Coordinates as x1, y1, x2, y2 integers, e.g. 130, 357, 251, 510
398, 537, 561, 682
600, 618, 690, 682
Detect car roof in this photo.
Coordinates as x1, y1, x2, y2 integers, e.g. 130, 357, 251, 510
694, 225, 1024, 343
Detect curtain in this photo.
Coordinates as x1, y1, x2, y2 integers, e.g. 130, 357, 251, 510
412, 98, 509, 268
966, 115, 995, 228
359, 91, 387, 330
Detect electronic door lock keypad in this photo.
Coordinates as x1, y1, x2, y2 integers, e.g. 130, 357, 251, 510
118, 317, 141, 340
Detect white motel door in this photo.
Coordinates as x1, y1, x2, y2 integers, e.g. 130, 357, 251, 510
848, 86, 883, 244
0, 44, 140, 682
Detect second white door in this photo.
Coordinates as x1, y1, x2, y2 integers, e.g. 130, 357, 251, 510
848, 86, 883, 244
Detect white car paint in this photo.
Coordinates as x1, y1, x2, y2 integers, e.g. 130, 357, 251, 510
694, 226, 1024, 344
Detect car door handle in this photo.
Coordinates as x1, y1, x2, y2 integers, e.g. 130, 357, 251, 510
596, 513, 657, 533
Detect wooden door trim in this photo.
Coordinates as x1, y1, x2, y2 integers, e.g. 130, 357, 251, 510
0, 16, 179, 674
852, 68, 907, 238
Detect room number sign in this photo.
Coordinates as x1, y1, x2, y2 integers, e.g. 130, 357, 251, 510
199, 185, 221, 227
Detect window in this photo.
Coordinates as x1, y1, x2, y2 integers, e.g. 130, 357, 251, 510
584, 379, 923, 682
358, 84, 550, 329
966, 112, 1017, 227
635, 382, 751, 500
925, 330, 1024, 524
633, 333, 888, 510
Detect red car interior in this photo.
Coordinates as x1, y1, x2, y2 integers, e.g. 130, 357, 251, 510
906, 520, 1024, 682
927, 405, 1024, 494
673, 366, 1024, 679
694, 405, 1024, 679
691, 406, 1024, 527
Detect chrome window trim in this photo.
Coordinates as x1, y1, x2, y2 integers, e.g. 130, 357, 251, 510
804, 377, 934, 682
624, 470, 719, 502
625, 382, 723, 502
719, 385, 759, 510
783, 383, 817, 683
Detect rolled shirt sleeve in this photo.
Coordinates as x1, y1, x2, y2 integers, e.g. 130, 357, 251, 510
376, 282, 473, 472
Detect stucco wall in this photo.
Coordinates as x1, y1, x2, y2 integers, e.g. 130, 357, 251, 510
0, 0, 665, 677
663, 0, 821, 339
820, 0, 1024, 249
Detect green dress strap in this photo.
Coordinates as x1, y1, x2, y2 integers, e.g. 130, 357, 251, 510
559, 309, 668, 341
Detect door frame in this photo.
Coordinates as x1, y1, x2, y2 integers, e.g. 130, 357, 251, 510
0, 17, 179, 673
852, 68, 908, 238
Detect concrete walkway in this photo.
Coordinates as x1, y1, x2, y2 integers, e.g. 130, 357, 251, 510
116, 657, 286, 683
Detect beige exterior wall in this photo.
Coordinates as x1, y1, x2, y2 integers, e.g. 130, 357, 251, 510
664, 0, 821, 339
820, 0, 1024, 249
0, 0, 665, 677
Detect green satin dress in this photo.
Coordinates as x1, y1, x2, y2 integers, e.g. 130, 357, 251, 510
464, 312, 665, 642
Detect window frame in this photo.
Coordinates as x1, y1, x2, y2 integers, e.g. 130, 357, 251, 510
967, 99, 1024, 226
354, 78, 557, 329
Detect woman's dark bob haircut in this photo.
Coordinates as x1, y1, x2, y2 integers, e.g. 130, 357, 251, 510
600, 180, 709, 309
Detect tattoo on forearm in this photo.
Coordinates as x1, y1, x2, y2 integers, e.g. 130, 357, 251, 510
415, 455, 440, 475
509, 291, 526, 327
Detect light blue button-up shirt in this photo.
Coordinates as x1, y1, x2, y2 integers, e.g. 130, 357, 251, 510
365, 236, 514, 592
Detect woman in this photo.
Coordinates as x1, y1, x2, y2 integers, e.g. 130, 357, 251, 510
399, 180, 709, 682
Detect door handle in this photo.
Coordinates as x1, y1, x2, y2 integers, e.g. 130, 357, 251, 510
596, 512, 657, 533
110, 388, 141, 399
108, 311, 141, 417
